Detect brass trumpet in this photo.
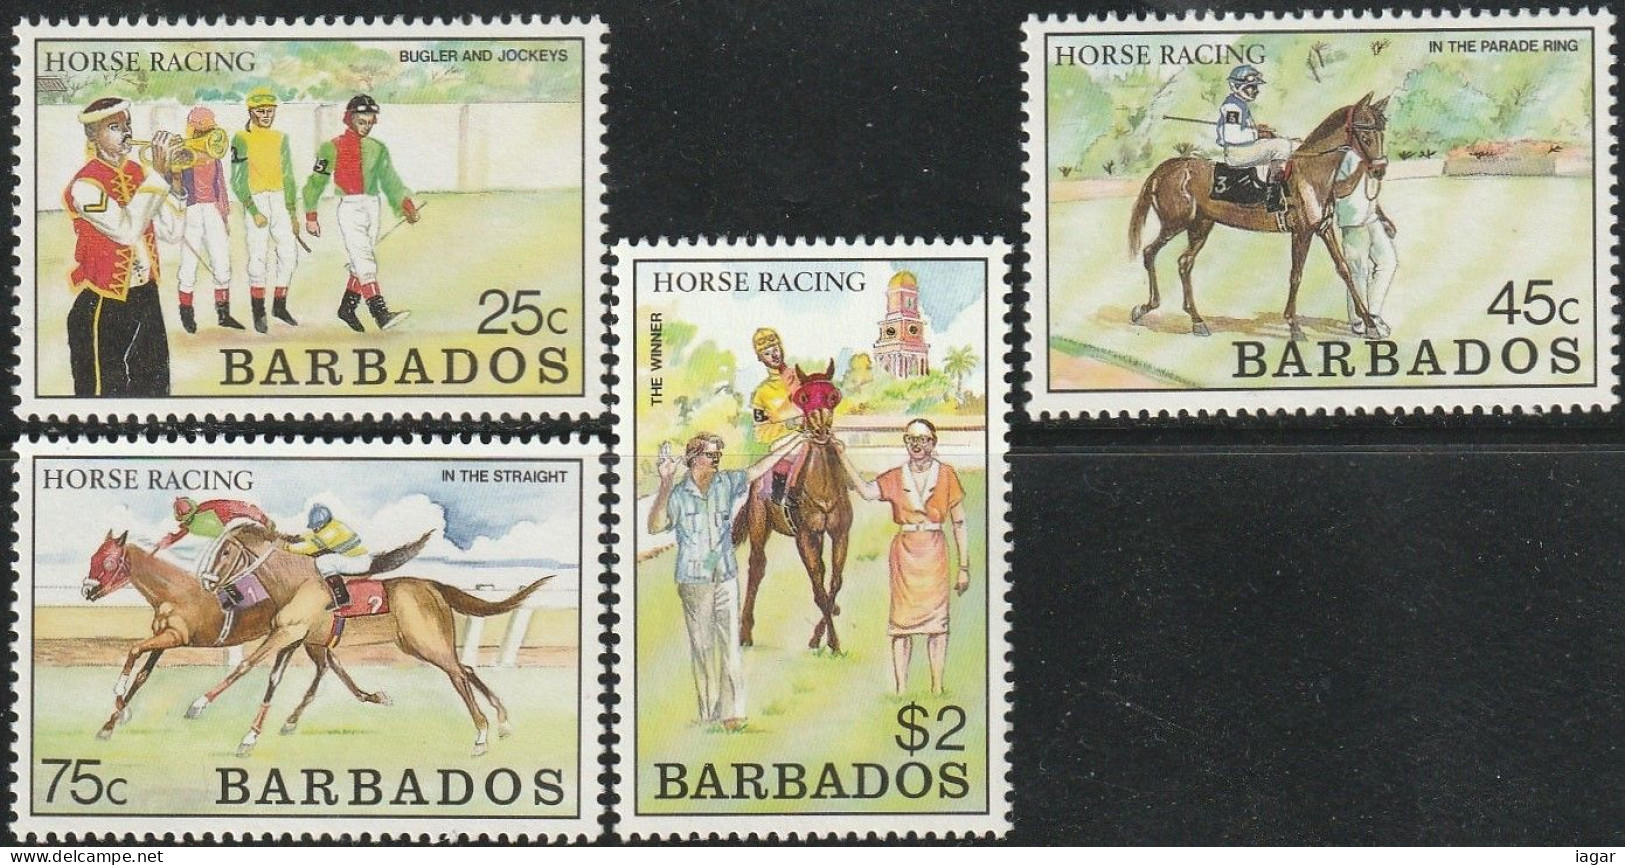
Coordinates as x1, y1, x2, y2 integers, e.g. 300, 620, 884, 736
133, 127, 229, 171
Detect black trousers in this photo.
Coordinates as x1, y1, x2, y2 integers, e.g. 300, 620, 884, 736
67, 281, 172, 397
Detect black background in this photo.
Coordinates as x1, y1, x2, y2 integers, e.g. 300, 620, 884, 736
7, 0, 1624, 845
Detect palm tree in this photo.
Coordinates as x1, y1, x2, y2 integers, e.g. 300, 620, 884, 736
942, 345, 979, 403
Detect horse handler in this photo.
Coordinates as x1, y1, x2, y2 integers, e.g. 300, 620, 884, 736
1335, 147, 1399, 338
836, 418, 970, 695
647, 433, 796, 730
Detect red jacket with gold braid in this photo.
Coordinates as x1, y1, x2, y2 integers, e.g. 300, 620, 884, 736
64, 158, 159, 301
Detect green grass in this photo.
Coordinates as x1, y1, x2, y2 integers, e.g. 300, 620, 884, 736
1048, 175, 1597, 390
28, 664, 581, 817
633, 470, 991, 815
32, 189, 585, 397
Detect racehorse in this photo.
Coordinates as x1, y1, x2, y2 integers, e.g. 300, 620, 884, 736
734, 361, 854, 653
80, 530, 388, 740
196, 536, 552, 757
1127, 93, 1391, 341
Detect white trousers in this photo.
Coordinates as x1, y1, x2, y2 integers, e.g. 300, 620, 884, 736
337, 195, 382, 283
245, 190, 298, 287
678, 580, 746, 723
1342, 221, 1399, 323
1224, 138, 1295, 171
177, 204, 230, 292
315, 552, 373, 577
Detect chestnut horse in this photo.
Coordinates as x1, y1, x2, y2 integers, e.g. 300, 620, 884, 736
734, 361, 854, 653
197, 537, 552, 757
80, 531, 387, 740
1127, 93, 1391, 340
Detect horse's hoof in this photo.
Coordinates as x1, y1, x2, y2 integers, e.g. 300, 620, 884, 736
96, 727, 114, 741
373, 692, 393, 707
1130, 305, 1148, 325
471, 743, 489, 758
1192, 321, 1212, 338
118, 707, 132, 725
740, 637, 753, 648
498, 722, 514, 739
831, 604, 841, 616
280, 722, 298, 736
185, 698, 208, 719
236, 743, 256, 758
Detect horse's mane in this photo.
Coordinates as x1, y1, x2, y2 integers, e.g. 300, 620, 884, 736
1302, 104, 1353, 149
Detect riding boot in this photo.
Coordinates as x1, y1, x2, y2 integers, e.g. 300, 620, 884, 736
1265, 162, 1287, 213
251, 297, 268, 334
272, 296, 299, 327
324, 574, 351, 612
337, 291, 365, 333
216, 301, 245, 330
366, 294, 409, 330
178, 304, 197, 334
770, 471, 788, 506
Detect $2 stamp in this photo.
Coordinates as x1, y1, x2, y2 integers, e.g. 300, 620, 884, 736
15, 18, 606, 420
612, 239, 1012, 837
12, 438, 601, 839
1023, 11, 1616, 416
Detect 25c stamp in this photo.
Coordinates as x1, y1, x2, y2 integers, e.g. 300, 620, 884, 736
612, 240, 1011, 837
1023, 11, 1615, 416
12, 438, 600, 839
15, 19, 606, 419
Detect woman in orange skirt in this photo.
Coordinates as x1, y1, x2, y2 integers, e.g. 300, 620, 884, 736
837, 418, 971, 694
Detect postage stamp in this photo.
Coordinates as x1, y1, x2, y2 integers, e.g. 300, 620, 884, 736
1022, 11, 1616, 416
611, 240, 1011, 837
11, 438, 601, 838
14, 19, 606, 419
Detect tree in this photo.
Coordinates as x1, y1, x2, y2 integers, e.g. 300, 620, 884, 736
942, 345, 978, 402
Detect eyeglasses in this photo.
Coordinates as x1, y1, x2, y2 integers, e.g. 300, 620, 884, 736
903, 435, 936, 446
695, 450, 723, 463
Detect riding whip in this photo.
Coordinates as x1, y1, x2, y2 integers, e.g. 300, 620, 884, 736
376, 200, 428, 248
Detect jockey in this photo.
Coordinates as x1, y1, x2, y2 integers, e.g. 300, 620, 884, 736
286, 504, 371, 610
155, 497, 273, 555
1216, 64, 1294, 211
749, 327, 804, 517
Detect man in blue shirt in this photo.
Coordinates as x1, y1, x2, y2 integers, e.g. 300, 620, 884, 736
647, 431, 801, 729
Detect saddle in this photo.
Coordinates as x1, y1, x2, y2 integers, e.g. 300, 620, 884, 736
327, 579, 390, 647
1211, 163, 1286, 210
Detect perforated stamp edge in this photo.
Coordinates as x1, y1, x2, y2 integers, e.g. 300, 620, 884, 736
607, 237, 1013, 839
1019, 9, 1619, 420
9, 17, 609, 424
9, 435, 606, 842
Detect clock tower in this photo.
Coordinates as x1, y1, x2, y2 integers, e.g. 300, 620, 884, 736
874, 271, 930, 378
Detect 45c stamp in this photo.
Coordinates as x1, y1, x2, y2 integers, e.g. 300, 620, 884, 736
1023, 11, 1615, 416
15, 19, 606, 419
12, 438, 601, 839
612, 240, 1011, 837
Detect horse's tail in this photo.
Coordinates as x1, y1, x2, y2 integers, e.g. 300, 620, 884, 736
1128, 168, 1159, 258
435, 576, 554, 618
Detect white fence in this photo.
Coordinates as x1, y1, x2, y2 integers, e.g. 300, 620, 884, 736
36, 100, 581, 209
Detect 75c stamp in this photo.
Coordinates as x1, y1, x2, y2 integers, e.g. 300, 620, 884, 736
12, 438, 600, 839
15, 19, 606, 419
1023, 11, 1615, 416
612, 240, 1011, 837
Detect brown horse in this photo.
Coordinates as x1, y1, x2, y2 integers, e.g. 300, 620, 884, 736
198, 537, 551, 757
734, 361, 854, 652
1127, 93, 1391, 341
80, 531, 387, 740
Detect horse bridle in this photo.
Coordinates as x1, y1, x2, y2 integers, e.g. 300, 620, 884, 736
1342, 105, 1387, 201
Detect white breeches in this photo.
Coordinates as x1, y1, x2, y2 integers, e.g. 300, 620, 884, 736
337, 195, 382, 283
315, 552, 372, 578
178, 204, 230, 291
1342, 221, 1399, 321
245, 191, 298, 287
1224, 138, 1295, 171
